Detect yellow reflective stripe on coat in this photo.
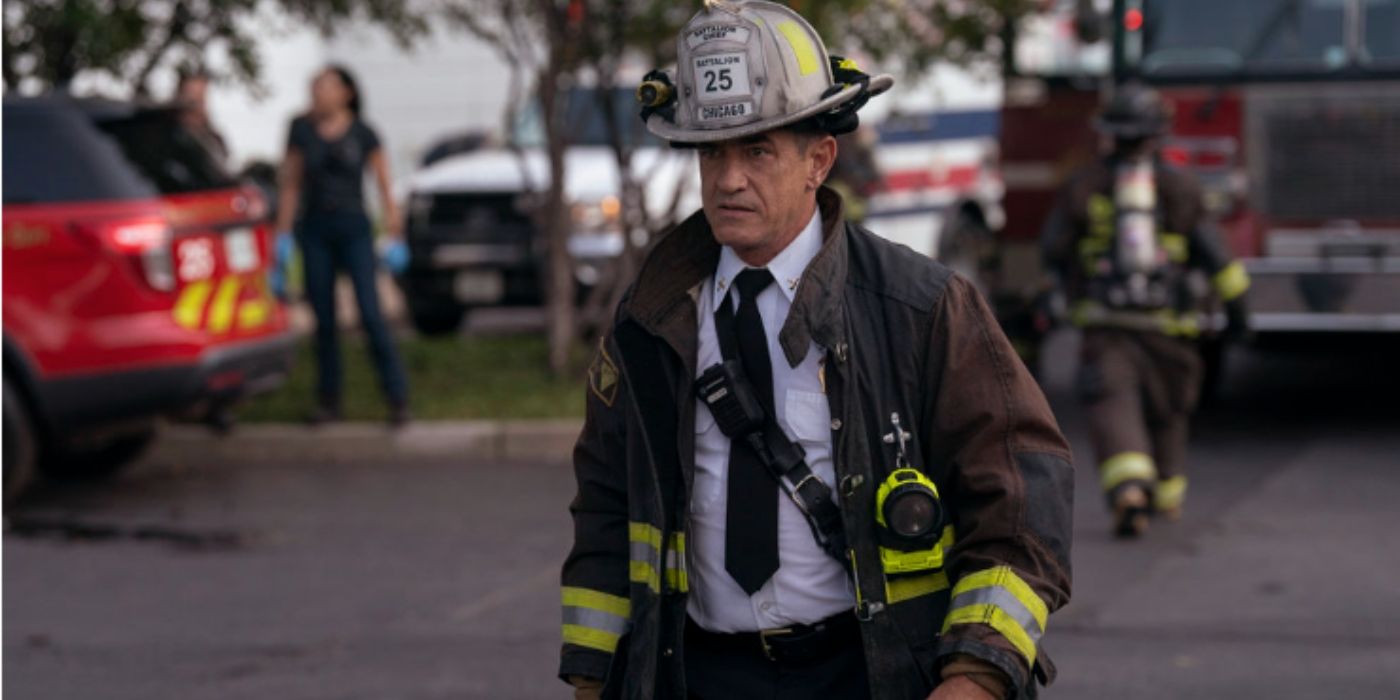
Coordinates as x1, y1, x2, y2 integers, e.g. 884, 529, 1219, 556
883, 525, 955, 604
1213, 261, 1250, 301
1071, 301, 1201, 338
1100, 451, 1157, 491
886, 570, 949, 604
941, 566, 1049, 666
1155, 475, 1188, 511
561, 586, 630, 653
1159, 232, 1188, 263
628, 522, 687, 593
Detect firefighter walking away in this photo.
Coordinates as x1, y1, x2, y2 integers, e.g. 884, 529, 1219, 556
1042, 83, 1251, 538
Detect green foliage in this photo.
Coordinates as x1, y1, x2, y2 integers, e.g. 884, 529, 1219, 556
596, 0, 1038, 75
2, 0, 431, 94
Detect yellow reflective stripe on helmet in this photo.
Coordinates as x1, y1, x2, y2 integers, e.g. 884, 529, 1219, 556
776, 21, 819, 76
1213, 261, 1250, 301
1101, 451, 1157, 491
1155, 475, 1188, 511
942, 566, 1048, 665
206, 276, 242, 333
173, 280, 214, 329
561, 586, 630, 653
628, 522, 687, 593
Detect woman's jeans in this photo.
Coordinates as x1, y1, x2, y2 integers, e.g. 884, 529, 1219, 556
297, 211, 408, 407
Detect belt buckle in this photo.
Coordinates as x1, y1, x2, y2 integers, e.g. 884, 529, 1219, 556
758, 627, 793, 661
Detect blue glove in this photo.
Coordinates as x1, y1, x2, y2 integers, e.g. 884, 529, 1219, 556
269, 231, 295, 301
381, 239, 410, 276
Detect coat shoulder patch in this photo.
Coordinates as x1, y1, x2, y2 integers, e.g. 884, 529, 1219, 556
588, 342, 620, 407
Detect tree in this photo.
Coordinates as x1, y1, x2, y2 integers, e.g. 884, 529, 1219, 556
2, 0, 431, 95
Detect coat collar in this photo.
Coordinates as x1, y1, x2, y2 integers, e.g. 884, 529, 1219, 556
624, 186, 850, 367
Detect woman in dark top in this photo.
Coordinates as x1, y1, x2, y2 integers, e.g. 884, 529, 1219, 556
275, 65, 409, 426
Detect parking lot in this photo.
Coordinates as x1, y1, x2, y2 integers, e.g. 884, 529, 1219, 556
6, 334, 1400, 699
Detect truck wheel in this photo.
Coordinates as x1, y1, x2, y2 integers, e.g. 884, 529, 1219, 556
3, 382, 39, 505
42, 426, 157, 480
409, 300, 467, 336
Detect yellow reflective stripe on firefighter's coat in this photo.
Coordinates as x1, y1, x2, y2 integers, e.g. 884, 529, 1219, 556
561, 586, 630, 653
884, 525, 955, 604
1100, 451, 1157, 492
1213, 261, 1251, 301
628, 522, 687, 593
886, 570, 949, 605
941, 566, 1049, 665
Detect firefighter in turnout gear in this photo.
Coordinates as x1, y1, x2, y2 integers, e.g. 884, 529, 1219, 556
1041, 83, 1251, 538
561, 3, 1074, 699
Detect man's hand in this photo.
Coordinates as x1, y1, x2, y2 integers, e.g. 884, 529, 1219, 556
927, 674, 1000, 700
568, 675, 602, 700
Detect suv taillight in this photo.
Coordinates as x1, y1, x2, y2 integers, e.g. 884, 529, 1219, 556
77, 217, 176, 291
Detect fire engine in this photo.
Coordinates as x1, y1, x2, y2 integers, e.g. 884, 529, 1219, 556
995, 0, 1400, 363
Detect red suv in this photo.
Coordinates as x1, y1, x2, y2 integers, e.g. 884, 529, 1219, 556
3, 95, 295, 502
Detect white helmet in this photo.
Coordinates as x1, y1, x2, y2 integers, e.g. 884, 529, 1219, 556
637, 0, 893, 144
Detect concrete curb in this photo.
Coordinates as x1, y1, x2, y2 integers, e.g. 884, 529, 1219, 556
145, 420, 584, 467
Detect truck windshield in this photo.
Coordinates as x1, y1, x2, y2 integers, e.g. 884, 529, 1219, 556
1135, 0, 1400, 77
512, 87, 661, 149
1138, 0, 1345, 76
1364, 0, 1400, 66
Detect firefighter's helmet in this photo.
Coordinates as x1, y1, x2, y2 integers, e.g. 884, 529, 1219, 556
1096, 83, 1172, 139
636, 0, 892, 145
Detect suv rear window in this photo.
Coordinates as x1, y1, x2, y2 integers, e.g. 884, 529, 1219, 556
2, 108, 157, 204
2, 102, 235, 205
95, 109, 236, 195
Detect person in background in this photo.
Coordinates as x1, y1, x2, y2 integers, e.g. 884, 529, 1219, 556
1041, 83, 1250, 537
274, 64, 410, 427
175, 67, 229, 164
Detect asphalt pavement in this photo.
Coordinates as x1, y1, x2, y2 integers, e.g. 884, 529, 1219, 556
5, 331, 1400, 699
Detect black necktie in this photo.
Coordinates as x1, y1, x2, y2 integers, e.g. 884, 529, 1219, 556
715, 268, 779, 595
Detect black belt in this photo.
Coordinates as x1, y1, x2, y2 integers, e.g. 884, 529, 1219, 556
685, 612, 860, 666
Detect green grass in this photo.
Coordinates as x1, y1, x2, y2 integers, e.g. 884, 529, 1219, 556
240, 333, 587, 422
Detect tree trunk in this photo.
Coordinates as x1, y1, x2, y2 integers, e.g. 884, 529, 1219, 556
538, 65, 576, 377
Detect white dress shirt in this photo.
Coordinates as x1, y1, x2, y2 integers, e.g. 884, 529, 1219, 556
686, 207, 854, 633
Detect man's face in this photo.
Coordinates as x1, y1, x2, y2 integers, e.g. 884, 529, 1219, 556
698, 129, 837, 263
178, 77, 209, 120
